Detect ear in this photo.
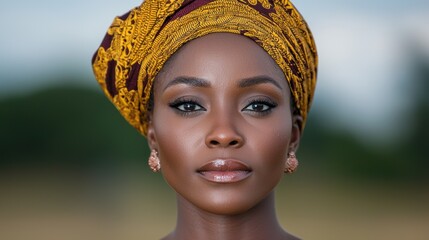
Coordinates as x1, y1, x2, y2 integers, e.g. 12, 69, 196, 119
289, 114, 303, 152
146, 112, 158, 151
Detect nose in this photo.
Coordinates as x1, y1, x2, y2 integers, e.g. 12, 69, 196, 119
205, 116, 244, 149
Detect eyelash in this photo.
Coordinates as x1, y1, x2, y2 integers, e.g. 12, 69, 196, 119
242, 98, 278, 116
168, 97, 206, 116
168, 97, 277, 117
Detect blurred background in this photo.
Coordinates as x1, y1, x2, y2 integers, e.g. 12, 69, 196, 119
1, 0, 428, 239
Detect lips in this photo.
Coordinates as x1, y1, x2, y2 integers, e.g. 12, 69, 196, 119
197, 159, 252, 183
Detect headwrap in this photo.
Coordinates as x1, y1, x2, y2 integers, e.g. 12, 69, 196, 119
92, 0, 317, 136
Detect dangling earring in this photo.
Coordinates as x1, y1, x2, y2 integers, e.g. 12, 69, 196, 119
148, 149, 161, 172
285, 152, 298, 173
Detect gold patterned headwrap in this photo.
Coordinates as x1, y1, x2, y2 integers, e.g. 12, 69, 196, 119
92, 0, 318, 136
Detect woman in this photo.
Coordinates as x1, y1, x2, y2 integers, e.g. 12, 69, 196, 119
92, 0, 317, 239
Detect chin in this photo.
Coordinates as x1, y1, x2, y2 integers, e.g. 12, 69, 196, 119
197, 199, 256, 216
187, 189, 270, 216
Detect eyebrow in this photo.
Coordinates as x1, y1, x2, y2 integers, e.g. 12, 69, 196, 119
163, 75, 282, 91
163, 76, 211, 91
238, 76, 283, 90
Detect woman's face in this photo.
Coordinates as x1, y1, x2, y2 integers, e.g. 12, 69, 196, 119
148, 33, 301, 215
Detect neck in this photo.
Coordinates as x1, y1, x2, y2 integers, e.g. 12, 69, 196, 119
163, 191, 298, 240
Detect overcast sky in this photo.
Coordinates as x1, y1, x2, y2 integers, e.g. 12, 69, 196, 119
1, 0, 428, 142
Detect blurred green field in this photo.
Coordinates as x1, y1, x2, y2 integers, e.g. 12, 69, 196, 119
1, 168, 428, 240
2, 2, 429, 239
0, 73, 428, 240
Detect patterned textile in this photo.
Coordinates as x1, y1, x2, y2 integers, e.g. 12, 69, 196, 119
92, 0, 318, 135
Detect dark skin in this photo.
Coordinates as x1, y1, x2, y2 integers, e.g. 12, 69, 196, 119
147, 33, 302, 240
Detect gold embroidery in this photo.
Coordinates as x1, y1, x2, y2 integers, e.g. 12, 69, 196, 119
92, 0, 317, 136
92, 47, 110, 99
246, 0, 272, 9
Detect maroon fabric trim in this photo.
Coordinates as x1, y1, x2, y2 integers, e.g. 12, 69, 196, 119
164, 0, 215, 25
288, 60, 301, 78
163, 0, 276, 29
247, 0, 275, 20
97, 10, 131, 54
106, 60, 118, 97
91, 51, 97, 65
91, 33, 113, 65
119, 11, 131, 21
100, 33, 113, 53
126, 63, 141, 91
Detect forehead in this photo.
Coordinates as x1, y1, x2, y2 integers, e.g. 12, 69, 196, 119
155, 33, 287, 89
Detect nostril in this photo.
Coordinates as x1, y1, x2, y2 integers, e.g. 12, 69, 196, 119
206, 138, 243, 148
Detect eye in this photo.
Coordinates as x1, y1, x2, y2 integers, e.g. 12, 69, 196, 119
244, 103, 271, 112
242, 98, 277, 115
175, 102, 204, 112
169, 97, 206, 114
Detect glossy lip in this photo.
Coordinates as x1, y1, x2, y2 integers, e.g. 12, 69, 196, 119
197, 159, 252, 183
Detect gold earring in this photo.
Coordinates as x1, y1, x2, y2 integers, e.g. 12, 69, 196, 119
285, 152, 298, 173
148, 149, 161, 172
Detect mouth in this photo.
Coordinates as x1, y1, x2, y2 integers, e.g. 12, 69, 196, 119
197, 159, 252, 183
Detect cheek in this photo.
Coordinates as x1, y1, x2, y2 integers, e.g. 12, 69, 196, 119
151, 108, 203, 188
247, 113, 292, 184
